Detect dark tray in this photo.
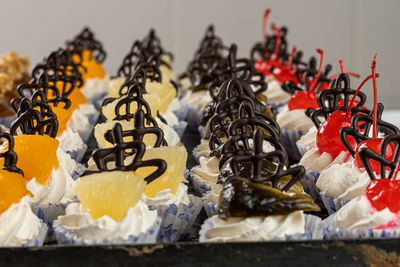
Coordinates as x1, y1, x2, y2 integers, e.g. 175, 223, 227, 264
3, 127, 400, 267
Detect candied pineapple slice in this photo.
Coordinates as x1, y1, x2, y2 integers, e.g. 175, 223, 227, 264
0, 170, 29, 214
137, 146, 187, 198
101, 93, 159, 121
0, 135, 59, 185
94, 120, 157, 149
108, 77, 126, 97
146, 82, 176, 114
73, 171, 146, 222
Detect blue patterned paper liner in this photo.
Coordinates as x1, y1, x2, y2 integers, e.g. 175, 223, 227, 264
64, 146, 87, 164
320, 213, 400, 240
173, 103, 190, 122
31, 201, 76, 243
189, 172, 212, 197
319, 193, 349, 215
53, 216, 162, 245
199, 213, 323, 242
150, 194, 202, 243
19, 222, 48, 247
300, 170, 324, 208
280, 129, 305, 162
71, 163, 86, 179
172, 121, 188, 139
0, 115, 16, 129
201, 195, 217, 218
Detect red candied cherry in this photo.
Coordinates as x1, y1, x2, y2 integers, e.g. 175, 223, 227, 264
273, 46, 298, 84
366, 178, 400, 213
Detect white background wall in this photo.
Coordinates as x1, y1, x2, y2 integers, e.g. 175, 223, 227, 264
1, 0, 399, 110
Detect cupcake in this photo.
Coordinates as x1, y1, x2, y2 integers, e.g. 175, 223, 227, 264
54, 123, 163, 245
199, 129, 320, 242
0, 131, 47, 247
7, 97, 76, 241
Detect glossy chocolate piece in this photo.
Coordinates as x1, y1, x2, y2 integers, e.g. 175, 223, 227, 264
358, 134, 400, 180
340, 103, 400, 157
217, 178, 319, 218
0, 131, 24, 175
307, 73, 370, 129
84, 123, 166, 184
9, 97, 58, 138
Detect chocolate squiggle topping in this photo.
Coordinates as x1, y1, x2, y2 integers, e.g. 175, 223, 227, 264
307, 73, 370, 128
9, 97, 58, 138
340, 103, 400, 157
0, 131, 23, 175
358, 134, 400, 180
67, 27, 107, 63
84, 123, 166, 184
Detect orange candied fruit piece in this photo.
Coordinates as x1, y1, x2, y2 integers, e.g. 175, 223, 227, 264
78, 50, 106, 80
0, 135, 60, 185
0, 170, 29, 214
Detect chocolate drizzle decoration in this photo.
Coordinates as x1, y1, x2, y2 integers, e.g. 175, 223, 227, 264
85, 123, 166, 184
67, 27, 107, 63
307, 73, 369, 128
9, 97, 58, 138
0, 131, 23, 175
358, 134, 400, 180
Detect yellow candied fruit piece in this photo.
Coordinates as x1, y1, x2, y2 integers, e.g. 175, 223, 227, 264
0, 170, 29, 214
137, 146, 187, 198
0, 135, 59, 185
101, 93, 159, 121
146, 81, 176, 114
94, 120, 158, 149
73, 171, 146, 222
108, 77, 126, 98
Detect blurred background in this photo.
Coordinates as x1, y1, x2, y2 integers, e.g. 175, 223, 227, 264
0, 0, 399, 115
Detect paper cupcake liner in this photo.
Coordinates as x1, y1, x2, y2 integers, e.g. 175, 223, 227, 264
300, 170, 324, 208
21, 222, 48, 247
320, 214, 400, 240
0, 115, 16, 129
199, 213, 322, 242
71, 163, 86, 179
32, 201, 75, 243
319, 193, 349, 215
189, 173, 212, 197
172, 121, 188, 139
150, 194, 202, 243
280, 129, 305, 162
64, 146, 87, 164
53, 216, 162, 245
201, 195, 217, 218
296, 141, 312, 158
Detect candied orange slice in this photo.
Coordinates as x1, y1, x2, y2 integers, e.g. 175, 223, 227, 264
101, 93, 159, 121
136, 146, 187, 198
73, 171, 146, 222
0, 170, 29, 214
0, 135, 60, 185
146, 82, 176, 114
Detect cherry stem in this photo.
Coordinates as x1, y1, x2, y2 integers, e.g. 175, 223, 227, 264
372, 53, 378, 139
345, 73, 380, 118
263, 9, 271, 42
339, 59, 345, 73
328, 72, 360, 80
272, 24, 280, 59
311, 48, 324, 92
288, 45, 296, 68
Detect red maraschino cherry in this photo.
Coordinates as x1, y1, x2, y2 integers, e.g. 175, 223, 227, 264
366, 178, 400, 213
353, 54, 395, 175
316, 61, 378, 158
273, 45, 298, 84
287, 48, 324, 111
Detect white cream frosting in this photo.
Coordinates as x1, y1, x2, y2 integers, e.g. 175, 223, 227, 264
206, 183, 223, 205
179, 77, 192, 93
161, 110, 179, 128
81, 75, 110, 101
195, 139, 211, 158
297, 127, 317, 149
56, 147, 78, 177
299, 147, 352, 172
155, 118, 181, 146
67, 103, 97, 134
27, 167, 76, 207
142, 183, 189, 207
0, 196, 44, 246
264, 80, 291, 104
57, 128, 87, 154
277, 107, 314, 131
56, 201, 157, 242
181, 90, 212, 112
335, 195, 395, 231
191, 156, 220, 184
200, 211, 305, 242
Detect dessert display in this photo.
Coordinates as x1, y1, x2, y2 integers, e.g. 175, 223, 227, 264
0, 7, 399, 252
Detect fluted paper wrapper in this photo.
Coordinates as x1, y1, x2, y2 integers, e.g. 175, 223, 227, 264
280, 129, 305, 162
53, 216, 161, 245
20, 222, 48, 247
201, 195, 217, 218
189, 172, 212, 197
